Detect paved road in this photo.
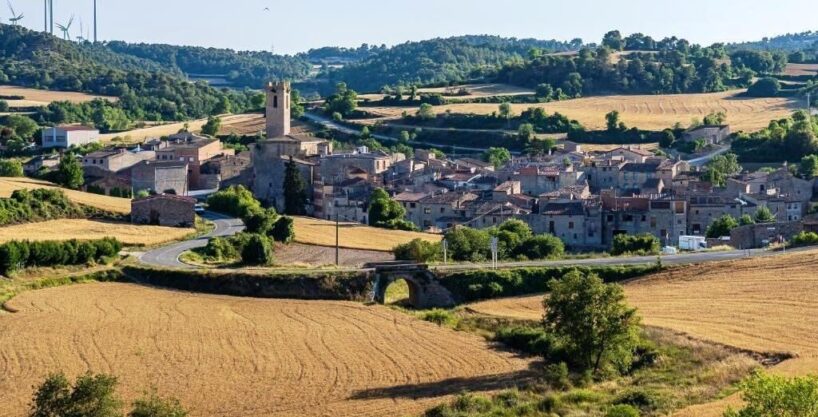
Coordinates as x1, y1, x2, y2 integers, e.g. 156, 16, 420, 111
138, 211, 245, 269
686, 145, 731, 167
431, 246, 810, 273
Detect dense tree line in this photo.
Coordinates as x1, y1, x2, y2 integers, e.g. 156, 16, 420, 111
496, 42, 751, 96
0, 25, 260, 130
732, 111, 818, 162
104, 41, 312, 89
326, 35, 578, 92
0, 189, 88, 226
0, 237, 121, 276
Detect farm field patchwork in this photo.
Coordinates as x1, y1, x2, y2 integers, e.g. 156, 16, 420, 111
292, 216, 442, 252
783, 63, 818, 77
0, 283, 532, 417
0, 85, 116, 108
0, 219, 192, 246
467, 249, 818, 416
365, 90, 799, 132
0, 177, 131, 214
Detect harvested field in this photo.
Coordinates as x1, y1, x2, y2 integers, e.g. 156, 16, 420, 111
292, 216, 442, 252
0, 219, 192, 246
273, 243, 393, 267
365, 90, 798, 132
99, 113, 259, 143
0, 283, 532, 417
783, 63, 818, 77
467, 249, 818, 417
419, 83, 534, 97
0, 85, 115, 108
216, 115, 316, 137
0, 177, 131, 214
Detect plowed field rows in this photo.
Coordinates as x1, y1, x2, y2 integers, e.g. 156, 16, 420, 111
0, 283, 532, 417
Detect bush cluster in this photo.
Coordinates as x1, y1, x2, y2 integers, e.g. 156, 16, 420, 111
434, 220, 564, 263
0, 237, 121, 276
207, 185, 295, 245
611, 234, 660, 256
0, 188, 86, 226
393, 239, 442, 263
791, 231, 818, 247
439, 264, 660, 302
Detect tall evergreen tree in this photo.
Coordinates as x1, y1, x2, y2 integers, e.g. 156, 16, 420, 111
55, 155, 84, 190
282, 157, 307, 215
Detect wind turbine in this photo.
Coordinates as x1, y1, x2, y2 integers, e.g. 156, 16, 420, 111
56, 15, 75, 41
7, 1, 24, 25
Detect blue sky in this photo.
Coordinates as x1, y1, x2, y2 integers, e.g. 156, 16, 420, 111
9, 0, 818, 54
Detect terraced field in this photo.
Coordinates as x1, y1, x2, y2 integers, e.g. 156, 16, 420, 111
0, 177, 131, 214
365, 90, 799, 132
0, 85, 115, 108
0, 283, 532, 417
467, 249, 818, 417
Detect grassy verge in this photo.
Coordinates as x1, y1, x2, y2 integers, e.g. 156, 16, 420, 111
1, 266, 123, 310
414, 309, 759, 417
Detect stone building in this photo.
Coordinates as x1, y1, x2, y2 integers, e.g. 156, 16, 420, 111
155, 133, 234, 189
681, 125, 731, 145
131, 194, 196, 227
131, 160, 189, 196
82, 148, 155, 172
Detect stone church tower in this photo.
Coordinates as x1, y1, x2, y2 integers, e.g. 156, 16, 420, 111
265, 81, 291, 138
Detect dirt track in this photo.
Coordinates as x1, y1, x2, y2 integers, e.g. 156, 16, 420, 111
0, 283, 532, 417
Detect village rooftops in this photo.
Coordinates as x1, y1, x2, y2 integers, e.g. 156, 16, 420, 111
454, 157, 494, 170
419, 191, 479, 205
393, 191, 429, 202
134, 193, 196, 204
540, 201, 587, 216
620, 162, 662, 173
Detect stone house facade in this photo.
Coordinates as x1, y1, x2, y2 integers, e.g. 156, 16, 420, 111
131, 194, 196, 227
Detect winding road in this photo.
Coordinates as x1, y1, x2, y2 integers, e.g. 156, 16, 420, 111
138, 211, 245, 269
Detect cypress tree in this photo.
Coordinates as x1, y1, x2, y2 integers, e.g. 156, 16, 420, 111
282, 157, 307, 215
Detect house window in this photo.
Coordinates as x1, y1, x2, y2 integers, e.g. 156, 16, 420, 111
568, 222, 574, 229
424, 208, 431, 214
440, 207, 445, 213
273, 95, 278, 108
607, 215, 614, 222
410, 203, 416, 208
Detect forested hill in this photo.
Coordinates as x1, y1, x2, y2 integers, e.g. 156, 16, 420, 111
0, 24, 258, 128
324, 35, 581, 93
728, 31, 818, 52
104, 41, 313, 88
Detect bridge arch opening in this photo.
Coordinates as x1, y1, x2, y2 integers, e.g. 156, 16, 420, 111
382, 276, 421, 307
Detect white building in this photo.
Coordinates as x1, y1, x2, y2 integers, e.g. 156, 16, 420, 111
41, 125, 100, 149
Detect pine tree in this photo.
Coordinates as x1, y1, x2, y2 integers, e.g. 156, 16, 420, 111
283, 157, 307, 215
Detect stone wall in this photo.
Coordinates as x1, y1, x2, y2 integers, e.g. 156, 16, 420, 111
730, 221, 804, 249
131, 195, 195, 227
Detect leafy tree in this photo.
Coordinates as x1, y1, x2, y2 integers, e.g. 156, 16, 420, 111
483, 147, 511, 168
602, 30, 625, 50
703, 111, 727, 126
129, 391, 188, 417
704, 153, 742, 187
739, 214, 756, 226
545, 270, 640, 375
746, 77, 781, 97
498, 102, 513, 121
444, 227, 492, 262
754, 206, 776, 223
525, 138, 557, 156
55, 155, 84, 189
0, 99, 8, 112
724, 372, 818, 417
416, 103, 435, 120
706, 214, 740, 238
200, 116, 221, 136
368, 188, 416, 231
282, 157, 307, 215
611, 234, 660, 256
269, 216, 295, 243
240, 234, 274, 265
605, 110, 622, 131
799, 155, 818, 178
393, 238, 441, 263
5, 115, 39, 139
659, 129, 676, 148
535, 83, 554, 99
290, 89, 305, 118
325, 82, 358, 117
243, 207, 279, 234
29, 372, 122, 417
517, 123, 535, 141
0, 159, 24, 177
206, 185, 262, 218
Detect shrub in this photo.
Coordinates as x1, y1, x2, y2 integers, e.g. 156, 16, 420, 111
792, 231, 818, 247
240, 234, 274, 266
515, 234, 565, 260
0, 188, 87, 226
611, 234, 660, 256
269, 216, 295, 243
393, 238, 441, 263
607, 404, 641, 417
206, 186, 262, 219
243, 207, 279, 234
444, 226, 491, 262
420, 309, 456, 326
0, 159, 23, 177
614, 388, 665, 411
724, 372, 818, 417
202, 237, 240, 261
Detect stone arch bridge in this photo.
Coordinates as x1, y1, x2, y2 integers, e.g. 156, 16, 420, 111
367, 262, 454, 309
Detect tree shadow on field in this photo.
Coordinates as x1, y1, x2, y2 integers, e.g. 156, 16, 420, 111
348, 365, 541, 401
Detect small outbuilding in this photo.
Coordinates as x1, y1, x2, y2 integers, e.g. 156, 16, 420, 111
131, 194, 196, 227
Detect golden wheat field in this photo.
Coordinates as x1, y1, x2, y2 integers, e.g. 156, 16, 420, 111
0, 177, 131, 214
99, 113, 259, 143
292, 216, 442, 252
467, 249, 818, 417
365, 90, 799, 132
0, 85, 116, 108
0, 283, 532, 417
0, 219, 192, 246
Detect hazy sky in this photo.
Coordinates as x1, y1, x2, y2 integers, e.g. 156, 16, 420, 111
9, 0, 818, 54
